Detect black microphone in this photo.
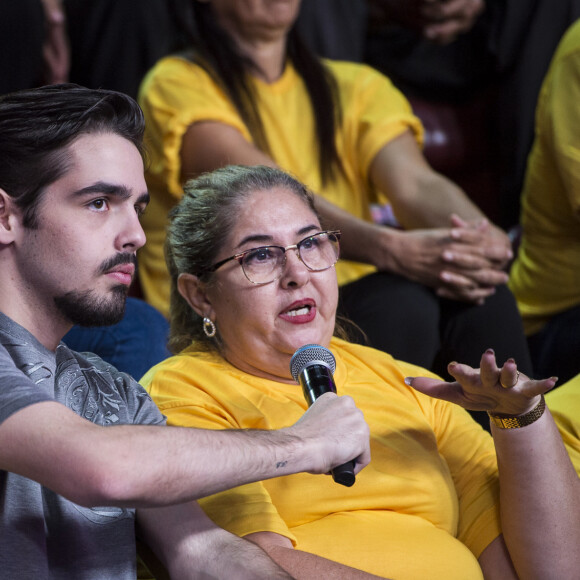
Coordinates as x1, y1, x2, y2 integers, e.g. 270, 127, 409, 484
290, 344, 356, 487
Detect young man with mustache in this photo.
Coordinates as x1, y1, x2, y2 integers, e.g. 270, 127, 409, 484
0, 84, 371, 579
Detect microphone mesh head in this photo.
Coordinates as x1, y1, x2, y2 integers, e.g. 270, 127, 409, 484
290, 344, 336, 382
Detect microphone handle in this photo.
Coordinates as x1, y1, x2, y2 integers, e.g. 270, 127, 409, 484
300, 365, 356, 487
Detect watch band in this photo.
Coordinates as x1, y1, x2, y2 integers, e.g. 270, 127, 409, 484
488, 395, 546, 429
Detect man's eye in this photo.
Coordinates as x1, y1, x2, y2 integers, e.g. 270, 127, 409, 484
89, 199, 108, 211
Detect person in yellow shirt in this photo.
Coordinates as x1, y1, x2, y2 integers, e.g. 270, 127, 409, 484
547, 374, 580, 475
509, 18, 580, 384
138, 0, 531, 387
142, 164, 580, 580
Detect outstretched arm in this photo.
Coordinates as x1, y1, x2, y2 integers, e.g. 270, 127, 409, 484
0, 391, 370, 509
407, 351, 580, 579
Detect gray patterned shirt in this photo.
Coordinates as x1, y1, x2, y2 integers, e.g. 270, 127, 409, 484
0, 311, 165, 579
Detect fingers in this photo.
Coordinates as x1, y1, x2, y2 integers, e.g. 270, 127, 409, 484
422, 0, 484, 42
441, 248, 494, 270
441, 266, 508, 287
436, 284, 494, 304
422, 0, 482, 20
308, 394, 371, 474
498, 357, 521, 389
405, 376, 465, 405
410, 350, 559, 416
449, 227, 513, 263
449, 213, 488, 231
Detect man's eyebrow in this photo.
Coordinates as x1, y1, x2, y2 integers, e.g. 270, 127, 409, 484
136, 191, 150, 206
72, 182, 149, 204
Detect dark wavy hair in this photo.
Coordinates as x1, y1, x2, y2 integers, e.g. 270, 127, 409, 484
0, 83, 145, 228
177, 2, 344, 186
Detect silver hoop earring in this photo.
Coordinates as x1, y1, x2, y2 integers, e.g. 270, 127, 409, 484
203, 316, 216, 338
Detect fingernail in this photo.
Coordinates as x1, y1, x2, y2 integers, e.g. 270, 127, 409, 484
486, 348, 495, 354
442, 251, 454, 262
404, 377, 414, 385
507, 358, 515, 364
448, 361, 458, 367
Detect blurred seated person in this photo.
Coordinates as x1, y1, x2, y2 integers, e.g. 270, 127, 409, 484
547, 373, 580, 475
63, 0, 184, 100
0, 0, 69, 95
138, 0, 532, 383
142, 165, 579, 580
508, 18, 580, 385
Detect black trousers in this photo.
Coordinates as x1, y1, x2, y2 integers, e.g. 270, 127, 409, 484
527, 304, 580, 386
339, 272, 533, 379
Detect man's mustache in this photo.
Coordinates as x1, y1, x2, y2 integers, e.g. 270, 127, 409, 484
99, 253, 138, 275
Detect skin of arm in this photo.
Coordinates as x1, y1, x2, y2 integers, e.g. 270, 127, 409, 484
408, 352, 580, 579
40, 0, 69, 84
0, 392, 370, 508
181, 121, 510, 303
245, 531, 388, 579
136, 504, 293, 580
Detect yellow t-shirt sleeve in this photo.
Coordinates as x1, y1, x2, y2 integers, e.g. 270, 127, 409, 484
139, 57, 250, 198
545, 25, 580, 213
432, 400, 500, 557
393, 358, 501, 558
330, 62, 424, 188
141, 358, 297, 543
547, 376, 580, 475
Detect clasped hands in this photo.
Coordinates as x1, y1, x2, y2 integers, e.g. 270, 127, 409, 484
369, 0, 485, 45
407, 349, 557, 417
388, 214, 512, 305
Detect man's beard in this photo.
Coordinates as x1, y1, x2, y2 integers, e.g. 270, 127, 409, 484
54, 285, 129, 327
53, 252, 136, 327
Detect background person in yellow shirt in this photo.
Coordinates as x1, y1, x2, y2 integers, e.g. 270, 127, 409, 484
547, 374, 580, 475
142, 164, 579, 580
509, 18, 580, 384
138, 0, 532, 393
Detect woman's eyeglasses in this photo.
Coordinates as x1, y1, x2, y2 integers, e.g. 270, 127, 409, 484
204, 230, 341, 285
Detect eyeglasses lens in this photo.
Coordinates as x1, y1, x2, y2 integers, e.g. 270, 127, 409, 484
242, 232, 339, 284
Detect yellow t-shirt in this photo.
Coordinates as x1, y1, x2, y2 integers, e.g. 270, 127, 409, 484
547, 375, 580, 475
508, 19, 580, 335
141, 338, 500, 579
138, 57, 423, 317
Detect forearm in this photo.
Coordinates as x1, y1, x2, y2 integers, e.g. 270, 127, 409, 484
493, 409, 580, 579
368, 131, 487, 229
391, 170, 484, 230
252, 543, 387, 579
2, 394, 369, 508
314, 194, 401, 268
137, 504, 293, 580
85, 423, 313, 507
0, 403, 311, 508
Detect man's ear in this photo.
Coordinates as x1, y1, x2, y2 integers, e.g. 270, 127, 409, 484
177, 273, 215, 320
0, 189, 19, 244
